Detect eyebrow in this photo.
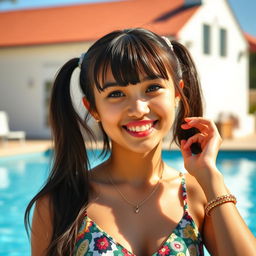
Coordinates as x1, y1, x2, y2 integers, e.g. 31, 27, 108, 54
101, 75, 165, 90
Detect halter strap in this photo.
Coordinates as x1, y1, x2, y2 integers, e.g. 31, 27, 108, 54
179, 172, 188, 212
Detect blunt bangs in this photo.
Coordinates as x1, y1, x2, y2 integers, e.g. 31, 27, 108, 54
92, 29, 172, 91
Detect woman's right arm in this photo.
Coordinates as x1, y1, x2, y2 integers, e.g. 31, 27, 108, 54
31, 195, 53, 256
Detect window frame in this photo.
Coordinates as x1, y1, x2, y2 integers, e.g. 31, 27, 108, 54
220, 28, 227, 57
203, 24, 211, 55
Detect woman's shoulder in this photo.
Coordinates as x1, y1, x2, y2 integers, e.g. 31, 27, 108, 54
34, 193, 54, 219
184, 172, 206, 202
31, 194, 53, 255
32, 194, 53, 235
183, 172, 207, 208
183, 172, 207, 232
164, 168, 206, 209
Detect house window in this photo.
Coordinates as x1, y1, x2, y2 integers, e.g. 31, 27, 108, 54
220, 28, 227, 57
203, 24, 211, 54
44, 80, 53, 127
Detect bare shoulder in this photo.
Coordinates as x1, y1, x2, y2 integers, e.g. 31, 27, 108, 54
183, 172, 207, 232
33, 194, 53, 225
184, 172, 207, 204
31, 194, 53, 255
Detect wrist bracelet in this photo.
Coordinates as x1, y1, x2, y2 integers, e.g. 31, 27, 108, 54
205, 194, 237, 216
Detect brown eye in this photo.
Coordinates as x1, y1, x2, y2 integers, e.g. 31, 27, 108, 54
107, 90, 125, 98
146, 84, 162, 93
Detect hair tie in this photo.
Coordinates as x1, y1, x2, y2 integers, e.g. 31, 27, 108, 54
78, 53, 86, 69
162, 36, 174, 51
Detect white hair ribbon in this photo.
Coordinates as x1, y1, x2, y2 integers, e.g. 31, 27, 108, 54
78, 53, 85, 69
162, 36, 174, 51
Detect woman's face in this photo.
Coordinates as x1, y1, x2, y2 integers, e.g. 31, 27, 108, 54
92, 68, 178, 153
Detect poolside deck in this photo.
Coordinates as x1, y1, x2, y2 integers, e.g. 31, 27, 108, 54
0, 140, 53, 157
0, 133, 256, 157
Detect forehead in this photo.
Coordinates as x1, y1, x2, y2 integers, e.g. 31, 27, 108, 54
95, 66, 175, 93
91, 38, 173, 91
97, 65, 173, 89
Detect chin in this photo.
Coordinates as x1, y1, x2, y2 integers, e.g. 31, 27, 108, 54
116, 139, 162, 155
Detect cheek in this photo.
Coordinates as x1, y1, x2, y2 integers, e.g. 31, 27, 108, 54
97, 103, 122, 130
153, 94, 175, 114
152, 95, 176, 129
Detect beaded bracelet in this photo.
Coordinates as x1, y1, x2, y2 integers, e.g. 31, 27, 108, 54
205, 194, 237, 216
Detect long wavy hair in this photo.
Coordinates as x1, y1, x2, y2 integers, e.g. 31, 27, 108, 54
24, 28, 203, 255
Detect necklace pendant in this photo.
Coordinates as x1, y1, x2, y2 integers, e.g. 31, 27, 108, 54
134, 205, 139, 213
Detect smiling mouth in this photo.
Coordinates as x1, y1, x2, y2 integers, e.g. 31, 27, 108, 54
123, 120, 158, 132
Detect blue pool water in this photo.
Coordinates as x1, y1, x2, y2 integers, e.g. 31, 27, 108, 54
0, 150, 256, 255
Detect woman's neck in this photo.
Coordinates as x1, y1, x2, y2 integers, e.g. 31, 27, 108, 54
106, 142, 164, 186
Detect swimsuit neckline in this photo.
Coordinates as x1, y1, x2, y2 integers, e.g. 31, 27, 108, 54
85, 210, 190, 255
75, 173, 204, 255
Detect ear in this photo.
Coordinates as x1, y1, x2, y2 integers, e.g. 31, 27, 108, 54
82, 97, 100, 121
175, 79, 184, 98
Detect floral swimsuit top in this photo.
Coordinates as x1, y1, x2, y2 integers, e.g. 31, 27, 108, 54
74, 174, 204, 256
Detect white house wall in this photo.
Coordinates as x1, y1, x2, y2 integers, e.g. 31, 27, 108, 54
0, 0, 253, 139
0, 42, 91, 138
178, 0, 251, 136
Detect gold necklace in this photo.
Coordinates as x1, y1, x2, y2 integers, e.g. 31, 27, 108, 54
108, 167, 164, 214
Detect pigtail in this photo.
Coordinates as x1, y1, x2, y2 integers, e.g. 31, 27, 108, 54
24, 28, 205, 255
171, 41, 203, 146
25, 58, 94, 255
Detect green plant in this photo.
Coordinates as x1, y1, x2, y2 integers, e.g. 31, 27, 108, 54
249, 103, 256, 114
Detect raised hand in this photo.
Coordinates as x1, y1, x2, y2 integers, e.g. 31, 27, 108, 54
180, 117, 223, 181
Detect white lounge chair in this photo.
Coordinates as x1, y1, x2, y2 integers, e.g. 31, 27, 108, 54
0, 111, 26, 143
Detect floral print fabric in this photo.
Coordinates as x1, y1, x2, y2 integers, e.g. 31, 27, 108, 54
74, 174, 204, 256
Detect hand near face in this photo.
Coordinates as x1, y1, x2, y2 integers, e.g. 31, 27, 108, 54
180, 117, 223, 181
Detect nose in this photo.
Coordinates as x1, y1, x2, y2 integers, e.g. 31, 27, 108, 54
127, 98, 150, 118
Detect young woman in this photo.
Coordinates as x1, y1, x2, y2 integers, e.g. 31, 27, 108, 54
25, 28, 256, 256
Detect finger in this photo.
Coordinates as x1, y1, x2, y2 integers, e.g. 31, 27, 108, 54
183, 133, 206, 150
181, 122, 209, 134
185, 117, 216, 128
184, 117, 218, 133
180, 140, 192, 158
185, 117, 212, 123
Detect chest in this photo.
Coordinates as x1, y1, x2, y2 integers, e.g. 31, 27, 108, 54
102, 209, 184, 251
80, 184, 190, 255
75, 210, 203, 256
76, 175, 204, 255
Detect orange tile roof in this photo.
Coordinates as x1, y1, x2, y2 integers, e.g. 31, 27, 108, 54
0, 0, 200, 47
244, 33, 256, 52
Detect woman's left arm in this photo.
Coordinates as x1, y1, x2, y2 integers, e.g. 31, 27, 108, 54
180, 117, 256, 256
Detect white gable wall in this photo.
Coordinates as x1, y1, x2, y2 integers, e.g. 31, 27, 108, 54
0, 0, 254, 139
0, 42, 91, 138
178, 0, 253, 136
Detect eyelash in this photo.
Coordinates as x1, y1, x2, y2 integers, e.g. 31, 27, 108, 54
107, 91, 125, 98
107, 84, 163, 98
146, 84, 163, 92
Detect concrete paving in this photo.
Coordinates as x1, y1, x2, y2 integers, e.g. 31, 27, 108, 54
0, 140, 53, 157
0, 134, 256, 157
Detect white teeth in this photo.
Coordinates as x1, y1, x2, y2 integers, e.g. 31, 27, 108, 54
127, 123, 152, 132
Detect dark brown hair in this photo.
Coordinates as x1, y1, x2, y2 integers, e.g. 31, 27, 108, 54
25, 28, 202, 255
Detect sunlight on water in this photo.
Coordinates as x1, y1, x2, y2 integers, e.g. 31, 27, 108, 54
218, 158, 256, 230
0, 150, 255, 256
0, 167, 9, 189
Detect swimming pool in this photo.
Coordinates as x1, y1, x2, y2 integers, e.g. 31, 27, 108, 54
0, 150, 255, 255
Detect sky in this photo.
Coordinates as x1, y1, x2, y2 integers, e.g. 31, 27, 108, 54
0, 0, 255, 36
